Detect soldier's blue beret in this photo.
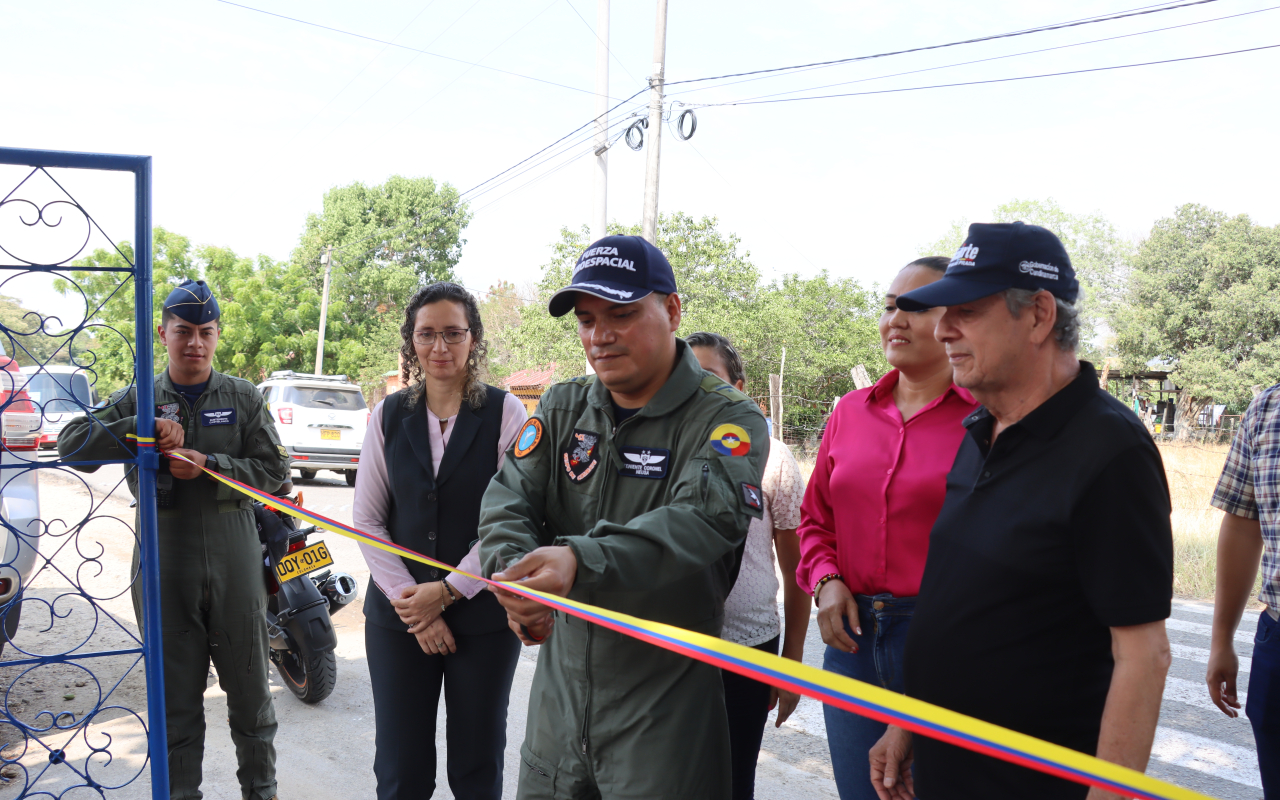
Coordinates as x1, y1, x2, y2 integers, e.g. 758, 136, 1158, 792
164, 279, 220, 325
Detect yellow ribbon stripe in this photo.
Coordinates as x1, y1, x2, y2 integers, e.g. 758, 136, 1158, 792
165, 452, 1217, 800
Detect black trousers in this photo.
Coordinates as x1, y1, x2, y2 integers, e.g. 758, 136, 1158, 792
366, 621, 521, 800
721, 635, 780, 800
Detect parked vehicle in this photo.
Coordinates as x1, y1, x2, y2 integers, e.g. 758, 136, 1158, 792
0, 347, 42, 656
19, 365, 95, 451
255, 486, 358, 704
257, 372, 367, 485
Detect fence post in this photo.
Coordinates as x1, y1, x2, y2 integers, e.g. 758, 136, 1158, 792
132, 156, 170, 799
769, 374, 782, 437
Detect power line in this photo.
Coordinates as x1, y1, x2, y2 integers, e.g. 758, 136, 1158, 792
287, 0, 440, 144
680, 3, 1280, 107
561, 0, 643, 85
323, 0, 487, 140
389, 0, 563, 135
689, 42, 1280, 108
661, 0, 1222, 89
466, 107, 646, 201
212, 0, 616, 99
456, 0, 1223, 203
459, 88, 650, 197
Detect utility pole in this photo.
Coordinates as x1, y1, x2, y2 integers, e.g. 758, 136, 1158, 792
315, 244, 333, 376
591, 0, 610, 242
640, 0, 669, 243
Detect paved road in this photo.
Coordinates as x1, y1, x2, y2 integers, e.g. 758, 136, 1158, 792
23, 457, 1269, 798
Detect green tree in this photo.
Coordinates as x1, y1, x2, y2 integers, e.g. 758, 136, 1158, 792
0, 295, 95, 368
920, 198, 1132, 360
56, 227, 199, 392
1114, 204, 1280, 436
291, 175, 469, 340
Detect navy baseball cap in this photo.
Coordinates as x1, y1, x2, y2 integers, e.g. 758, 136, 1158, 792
896, 222, 1078, 311
163, 279, 220, 325
547, 235, 678, 317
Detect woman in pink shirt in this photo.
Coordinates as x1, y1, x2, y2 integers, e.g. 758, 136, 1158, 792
353, 283, 527, 800
796, 257, 979, 800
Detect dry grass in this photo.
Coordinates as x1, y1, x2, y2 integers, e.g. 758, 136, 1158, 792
789, 443, 1255, 602
1158, 442, 1263, 603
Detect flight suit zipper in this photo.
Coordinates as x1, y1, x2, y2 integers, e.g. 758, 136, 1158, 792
579, 411, 638, 765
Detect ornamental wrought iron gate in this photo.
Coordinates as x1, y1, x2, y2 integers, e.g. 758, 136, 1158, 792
0, 147, 167, 798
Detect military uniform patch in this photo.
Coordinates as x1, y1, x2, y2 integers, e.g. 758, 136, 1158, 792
618, 446, 669, 479
563, 429, 600, 482
709, 423, 751, 456
515, 419, 544, 458
741, 482, 763, 511
277, 445, 289, 459
157, 402, 181, 423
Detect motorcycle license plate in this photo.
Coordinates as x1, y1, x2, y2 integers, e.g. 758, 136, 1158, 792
321, 429, 341, 440
275, 541, 334, 581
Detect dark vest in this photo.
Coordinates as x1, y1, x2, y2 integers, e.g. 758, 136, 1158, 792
363, 384, 509, 634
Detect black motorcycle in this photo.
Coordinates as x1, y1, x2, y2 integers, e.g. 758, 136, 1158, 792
254, 484, 358, 704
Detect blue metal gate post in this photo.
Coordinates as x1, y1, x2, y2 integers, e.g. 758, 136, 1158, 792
132, 156, 170, 800
0, 146, 169, 797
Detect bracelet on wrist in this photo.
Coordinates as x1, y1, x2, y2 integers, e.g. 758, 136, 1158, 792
812, 573, 843, 605
442, 581, 459, 605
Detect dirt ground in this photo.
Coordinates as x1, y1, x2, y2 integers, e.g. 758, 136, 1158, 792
0, 466, 151, 794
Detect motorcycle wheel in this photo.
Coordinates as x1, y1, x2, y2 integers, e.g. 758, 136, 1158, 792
272, 648, 336, 704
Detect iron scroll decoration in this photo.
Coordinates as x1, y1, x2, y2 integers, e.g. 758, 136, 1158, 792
0, 147, 167, 799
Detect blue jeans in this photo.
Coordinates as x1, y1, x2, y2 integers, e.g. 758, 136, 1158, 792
1248, 611, 1280, 798
822, 594, 915, 800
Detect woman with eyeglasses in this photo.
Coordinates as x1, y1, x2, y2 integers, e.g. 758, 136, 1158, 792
353, 282, 527, 800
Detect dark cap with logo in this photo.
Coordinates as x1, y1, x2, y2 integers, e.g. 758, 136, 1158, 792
547, 235, 678, 317
895, 222, 1078, 311
163, 279, 220, 325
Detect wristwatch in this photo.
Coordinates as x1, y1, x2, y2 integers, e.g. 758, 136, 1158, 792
204, 453, 219, 472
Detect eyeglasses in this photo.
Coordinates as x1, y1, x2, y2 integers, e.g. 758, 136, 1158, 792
412, 328, 470, 345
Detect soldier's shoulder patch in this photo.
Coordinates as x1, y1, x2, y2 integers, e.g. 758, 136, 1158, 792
709, 423, 752, 457
698, 373, 750, 403
514, 418, 544, 458
277, 445, 288, 459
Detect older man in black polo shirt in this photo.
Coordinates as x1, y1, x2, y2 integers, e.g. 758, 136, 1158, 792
868, 222, 1173, 800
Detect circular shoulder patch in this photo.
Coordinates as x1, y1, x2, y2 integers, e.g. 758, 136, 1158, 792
514, 418, 544, 458
709, 423, 751, 456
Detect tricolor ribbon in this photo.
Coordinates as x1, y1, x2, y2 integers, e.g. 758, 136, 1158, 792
160, 451, 1215, 800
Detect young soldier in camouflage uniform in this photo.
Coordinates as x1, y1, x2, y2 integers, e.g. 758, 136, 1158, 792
478, 236, 770, 799
59, 280, 289, 800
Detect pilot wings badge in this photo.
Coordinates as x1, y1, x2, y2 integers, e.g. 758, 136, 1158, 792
618, 446, 671, 479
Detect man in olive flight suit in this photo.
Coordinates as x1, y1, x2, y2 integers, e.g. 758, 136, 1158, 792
478, 236, 770, 799
59, 279, 289, 800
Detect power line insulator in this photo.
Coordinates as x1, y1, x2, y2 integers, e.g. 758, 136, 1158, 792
674, 109, 697, 141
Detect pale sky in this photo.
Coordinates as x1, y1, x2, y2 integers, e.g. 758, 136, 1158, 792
5, 0, 1279, 321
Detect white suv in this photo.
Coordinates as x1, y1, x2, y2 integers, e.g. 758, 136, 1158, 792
258, 371, 368, 486
19, 365, 95, 450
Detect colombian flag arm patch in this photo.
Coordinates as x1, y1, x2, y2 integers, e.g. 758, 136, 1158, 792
709, 423, 751, 456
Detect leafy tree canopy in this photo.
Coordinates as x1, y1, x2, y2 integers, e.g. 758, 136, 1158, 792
1114, 203, 1280, 409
